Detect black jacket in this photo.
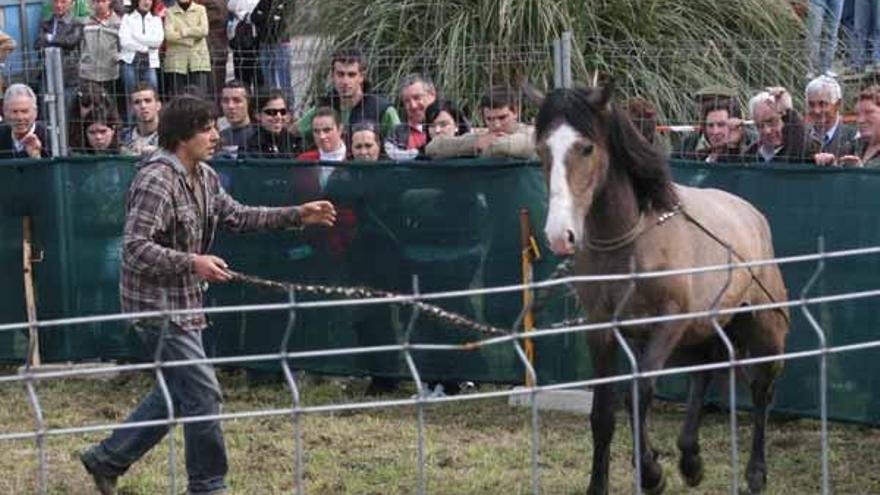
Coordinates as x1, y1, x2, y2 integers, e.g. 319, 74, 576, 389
242, 126, 302, 159
0, 123, 50, 159
251, 0, 289, 45
34, 14, 82, 85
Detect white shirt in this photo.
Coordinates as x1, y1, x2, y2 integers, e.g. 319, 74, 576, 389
318, 144, 346, 188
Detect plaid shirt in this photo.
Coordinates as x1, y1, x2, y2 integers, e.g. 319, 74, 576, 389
120, 150, 302, 330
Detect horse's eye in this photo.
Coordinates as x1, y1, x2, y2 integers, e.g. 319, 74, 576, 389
581, 144, 594, 156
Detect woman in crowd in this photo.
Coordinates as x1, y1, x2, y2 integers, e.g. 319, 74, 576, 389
118, 0, 163, 112
838, 85, 880, 168
349, 122, 382, 161
66, 82, 118, 151
73, 106, 121, 154
242, 89, 301, 158
163, 0, 210, 95
425, 98, 471, 141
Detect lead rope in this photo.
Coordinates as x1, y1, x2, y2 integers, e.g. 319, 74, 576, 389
227, 270, 509, 337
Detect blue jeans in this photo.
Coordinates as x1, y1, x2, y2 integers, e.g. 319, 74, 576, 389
808, 0, 845, 74
851, 0, 880, 69
259, 42, 293, 105
84, 323, 228, 494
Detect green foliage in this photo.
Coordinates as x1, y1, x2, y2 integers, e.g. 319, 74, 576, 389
294, 0, 809, 123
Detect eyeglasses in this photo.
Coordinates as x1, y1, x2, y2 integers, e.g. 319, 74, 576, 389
262, 108, 288, 117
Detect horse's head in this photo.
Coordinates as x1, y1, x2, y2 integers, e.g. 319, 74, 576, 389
535, 83, 615, 256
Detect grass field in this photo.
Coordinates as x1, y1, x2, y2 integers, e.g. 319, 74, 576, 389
0, 367, 878, 494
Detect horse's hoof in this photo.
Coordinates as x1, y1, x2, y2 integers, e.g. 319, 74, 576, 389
746, 466, 767, 494
679, 454, 704, 487
643, 466, 667, 495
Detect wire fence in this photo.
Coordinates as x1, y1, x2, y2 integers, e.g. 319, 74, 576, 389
2, 242, 878, 494
8, 36, 879, 158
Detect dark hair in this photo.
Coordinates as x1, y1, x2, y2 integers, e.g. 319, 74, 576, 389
621, 97, 658, 145
254, 88, 288, 111
223, 78, 250, 96
699, 97, 741, 124
350, 121, 379, 141
480, 85, 519, 111
178, 84, 207, 100
331, 47, 366, 72
158, 96, 216, 150
78, 105, 122, 153
425, 99, 471, 136
312, 106, 341, 127
68, 82, 118, 151
130, 81, 159, 102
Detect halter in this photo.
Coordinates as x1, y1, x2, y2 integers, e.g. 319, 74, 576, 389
583, 204, 681, 252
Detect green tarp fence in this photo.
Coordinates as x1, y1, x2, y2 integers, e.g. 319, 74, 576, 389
0, 157, 879, 425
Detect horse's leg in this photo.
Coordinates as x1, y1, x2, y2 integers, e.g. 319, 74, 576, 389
742, 308, 787, 494
624, 325, 686, 495
677, 369, 713, 486
587, 330, 618, 495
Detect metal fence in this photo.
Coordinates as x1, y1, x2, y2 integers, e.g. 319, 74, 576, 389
1, 242, 878, 494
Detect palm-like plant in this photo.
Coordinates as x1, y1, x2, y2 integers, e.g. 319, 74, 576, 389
293, 0, 809, 124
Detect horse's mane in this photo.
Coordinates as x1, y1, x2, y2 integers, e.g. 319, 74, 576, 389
535, 86, 678, 211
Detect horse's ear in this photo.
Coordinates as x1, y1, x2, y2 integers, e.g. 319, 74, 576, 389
587, 80, 615, 110
519, 77, 545, 107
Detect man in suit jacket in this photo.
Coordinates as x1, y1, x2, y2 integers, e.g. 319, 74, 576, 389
807, 74, 858, 165
0, 84, 49, 159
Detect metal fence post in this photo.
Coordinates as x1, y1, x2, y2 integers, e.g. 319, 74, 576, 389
43, 48, 61, 158
48, 49, 69, 156
561, 31, 573, 89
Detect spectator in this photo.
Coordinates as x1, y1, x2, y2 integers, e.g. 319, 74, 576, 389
67, 81, 118, 151
745, 87, 809, 164
298, 48, 400, 146
0, 84, 48, 159
118, 0, 163, 116
242, 88, 301, 158
807, 0, 845, 75
806, 74, 857, 165
193, 0, 228, 100
227, 0, 261, 92
424, 98, 471, 140
838, 85, 880, 167
0, 30, 15, 94
850, 0, 880, 73
349, 122, 382, 161
384, 73, 437, 160
78, 0, 121, 96
35, 0, 81, 100
218, 79, 255, 158
74, 105, 121, 154
163, 0, 210, 96
673, 85, 739, 158
298, 107, 346, 189
79, 95, 336, 495
680, 97, 746, 163
425, 86, 535, 160
250, 0, 291, 103
120, 82, 161, 156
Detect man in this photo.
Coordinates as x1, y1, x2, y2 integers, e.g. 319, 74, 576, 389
298, 48, 400, 146
745, 87, 809, 164
35, 0, 82, 96
78, 0, 121, 95
0, 84, 48, 159
425, 85, 535, 159
806, 74, 857, 165
79, 95, 336, 495
385, 73, 437, 160
120, 83, 161, 156
218, 79, 255, 158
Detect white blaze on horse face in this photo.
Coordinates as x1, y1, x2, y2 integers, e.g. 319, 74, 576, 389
543, 123, 582, 256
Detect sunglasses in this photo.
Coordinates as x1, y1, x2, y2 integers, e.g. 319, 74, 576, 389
262, 108, 288, 117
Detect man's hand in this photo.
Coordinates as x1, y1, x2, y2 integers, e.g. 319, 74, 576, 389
813, 152, 836, 166
475, 131, 499, 152
192, 254, 232, 282
296, 200, 337, 227
838, 155, 863, 168
21, 133, 42, 158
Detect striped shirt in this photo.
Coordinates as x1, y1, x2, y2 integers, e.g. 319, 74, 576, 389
120, 149, 302, 330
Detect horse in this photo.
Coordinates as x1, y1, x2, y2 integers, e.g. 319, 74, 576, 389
534, 83, 789, 494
